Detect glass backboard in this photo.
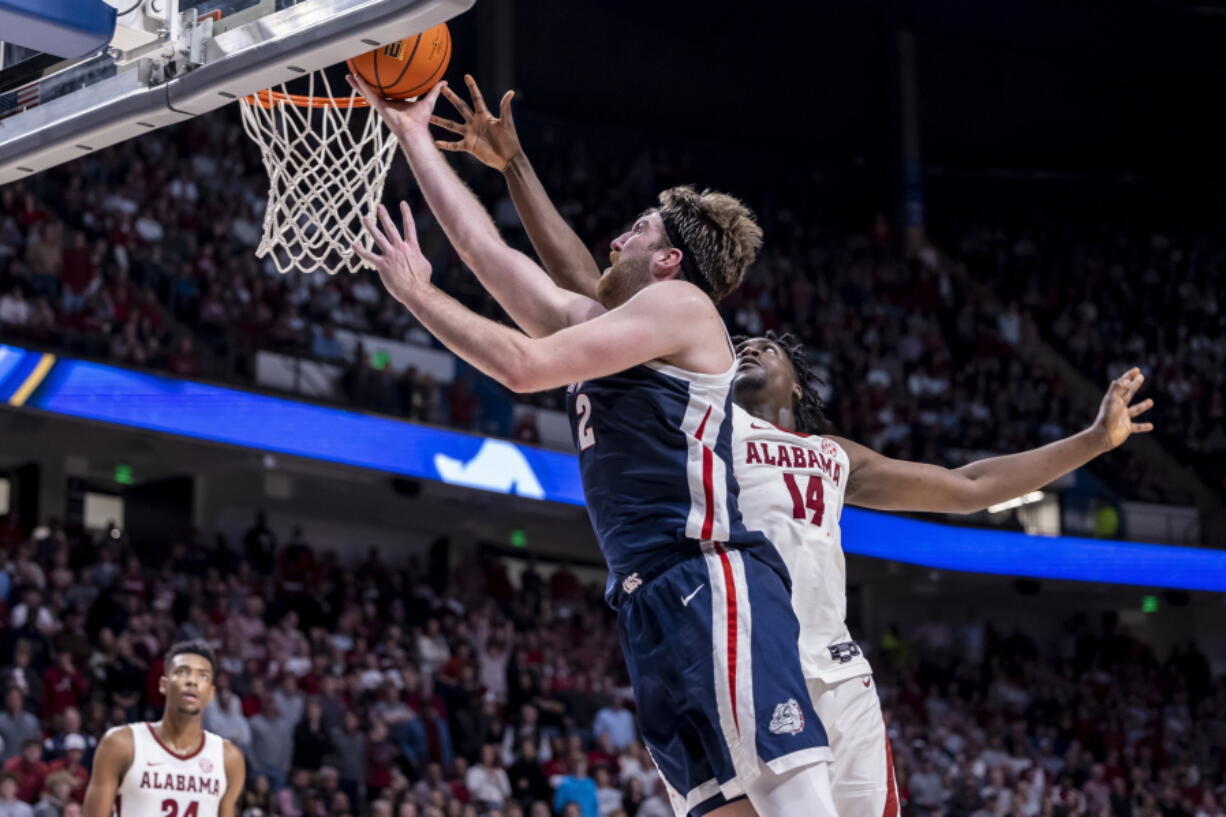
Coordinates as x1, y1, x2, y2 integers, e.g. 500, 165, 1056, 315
0, 0, 473, 186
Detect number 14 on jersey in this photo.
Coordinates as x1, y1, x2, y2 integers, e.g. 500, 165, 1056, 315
782, 473, 825, 527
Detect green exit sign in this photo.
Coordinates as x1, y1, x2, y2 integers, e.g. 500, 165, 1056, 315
1141, 595, 1159, 613
114, 464, 133, 485
509, 529, 527, 548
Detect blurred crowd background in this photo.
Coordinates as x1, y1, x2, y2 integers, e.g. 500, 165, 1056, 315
0, 107, 1221, 528
0, 3, 1223, 815
0, 517, 1218, 817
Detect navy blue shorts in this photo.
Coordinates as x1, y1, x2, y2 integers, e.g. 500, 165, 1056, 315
616, 542, 831, 816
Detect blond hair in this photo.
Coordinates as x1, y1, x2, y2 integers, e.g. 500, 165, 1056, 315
656, 186, 763, 302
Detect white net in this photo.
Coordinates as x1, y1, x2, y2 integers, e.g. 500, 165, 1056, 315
239, 70, 399, 274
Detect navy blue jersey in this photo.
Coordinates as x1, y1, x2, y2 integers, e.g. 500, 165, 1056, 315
566, 358, 834, 815
566, 357, 775, 593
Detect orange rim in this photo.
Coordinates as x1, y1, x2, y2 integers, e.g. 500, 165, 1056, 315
241, 89, 370, 109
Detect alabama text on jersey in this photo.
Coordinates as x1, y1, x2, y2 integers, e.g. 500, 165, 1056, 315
731, 405, 871, 683
115, 723, 227, 817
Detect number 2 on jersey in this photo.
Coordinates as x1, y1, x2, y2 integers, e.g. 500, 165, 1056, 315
162, 799, 199, 817
782, 473, 825, 526
575, 393, 596, 450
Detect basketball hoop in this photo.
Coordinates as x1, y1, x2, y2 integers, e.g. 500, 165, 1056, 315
239, 70, 399, 275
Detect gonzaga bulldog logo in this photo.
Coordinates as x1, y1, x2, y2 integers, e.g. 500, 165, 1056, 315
768, 698, 805, 735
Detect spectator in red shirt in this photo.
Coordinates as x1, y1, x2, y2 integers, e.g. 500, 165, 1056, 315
242, 675, 267, 719
448, 756, 471, 804
166, 335, 200, 377
437, 643, 474, 684
549, 563, 581, 605
513, 412, 541, 444
59, 231, 96, 315
585, 733, 618, 776
18, 191, 48, 228
2, 740, 46, 803
446, 374, 480, 430
365, 720, 397, 793
41, 654, 86, 721
44, 736, 87, 803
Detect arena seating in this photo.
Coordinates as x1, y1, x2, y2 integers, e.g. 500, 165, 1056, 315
0, 518, 1218, 817
0, 108, 1218, 518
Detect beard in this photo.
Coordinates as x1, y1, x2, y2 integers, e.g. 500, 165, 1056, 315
596, 254, 652, 309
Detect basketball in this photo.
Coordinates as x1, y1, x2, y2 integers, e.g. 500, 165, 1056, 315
346, 23, 451, 100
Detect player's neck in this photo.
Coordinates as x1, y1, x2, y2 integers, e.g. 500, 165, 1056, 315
741, 399, 796, 432
154, 711, 204, 754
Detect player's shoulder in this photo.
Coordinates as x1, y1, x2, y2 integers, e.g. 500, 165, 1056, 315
219, 737, 245, 772
100, 723, 138, 747
823, 434, 862, 461
94, 723, 138, 769
629, 279, 717, 314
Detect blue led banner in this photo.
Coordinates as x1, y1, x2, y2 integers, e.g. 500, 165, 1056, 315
840, 509, 1226, 593
1, 343, 1223, 591
0, 345, 583, 506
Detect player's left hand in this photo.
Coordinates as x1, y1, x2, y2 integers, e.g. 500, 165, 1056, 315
431, 74, 522, 171
1091, 367, 1155, 451
346, 73, 446, 137
354, 202, 432, 301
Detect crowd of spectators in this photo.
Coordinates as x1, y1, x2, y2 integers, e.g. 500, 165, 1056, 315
0, 105, 1220, 508
0, 513, 1219, 817
884, 616, 1223, 817
950, 223, 1226, 498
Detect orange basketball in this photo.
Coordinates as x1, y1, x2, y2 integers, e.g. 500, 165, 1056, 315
346, 23, 451, 100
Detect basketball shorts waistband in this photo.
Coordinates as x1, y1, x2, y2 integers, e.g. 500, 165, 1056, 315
608, 540, 731, 608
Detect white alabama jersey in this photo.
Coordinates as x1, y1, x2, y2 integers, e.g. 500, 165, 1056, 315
731, 405, 871, 683
116, 723, 227, 817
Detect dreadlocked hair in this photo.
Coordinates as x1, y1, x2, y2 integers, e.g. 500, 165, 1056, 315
733, 330, 833, 435
657, 186, 762, 302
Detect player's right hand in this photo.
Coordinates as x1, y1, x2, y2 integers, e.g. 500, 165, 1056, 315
347, 72, 446, 137
431, 74, 522, 171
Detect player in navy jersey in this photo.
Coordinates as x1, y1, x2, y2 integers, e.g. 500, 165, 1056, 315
350, 75, 839, 817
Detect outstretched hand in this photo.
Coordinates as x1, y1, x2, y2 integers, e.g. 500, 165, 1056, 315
346, 73, 447, 138
353, 202, 432, 302
1092, 367, 1155, 451
430, 74, 522, 171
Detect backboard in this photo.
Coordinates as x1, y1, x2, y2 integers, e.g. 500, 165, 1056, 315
0, 0, 474, 186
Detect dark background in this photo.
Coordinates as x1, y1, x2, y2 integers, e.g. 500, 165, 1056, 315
441, 0, 1226, 230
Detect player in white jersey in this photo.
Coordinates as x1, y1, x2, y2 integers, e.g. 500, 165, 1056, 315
731, 331, 1154, 817
84, 642, 244, 817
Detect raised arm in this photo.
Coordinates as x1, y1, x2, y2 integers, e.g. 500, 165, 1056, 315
83, 726, 133, 817
432, 76, 602, 300
349, 75, 598, 337
838, 368, 1155, 514
351, 203, 726, 393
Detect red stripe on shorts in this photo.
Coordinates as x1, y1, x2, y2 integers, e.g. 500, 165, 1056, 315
714, 542, 739, 734
883, 731, 900, 817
